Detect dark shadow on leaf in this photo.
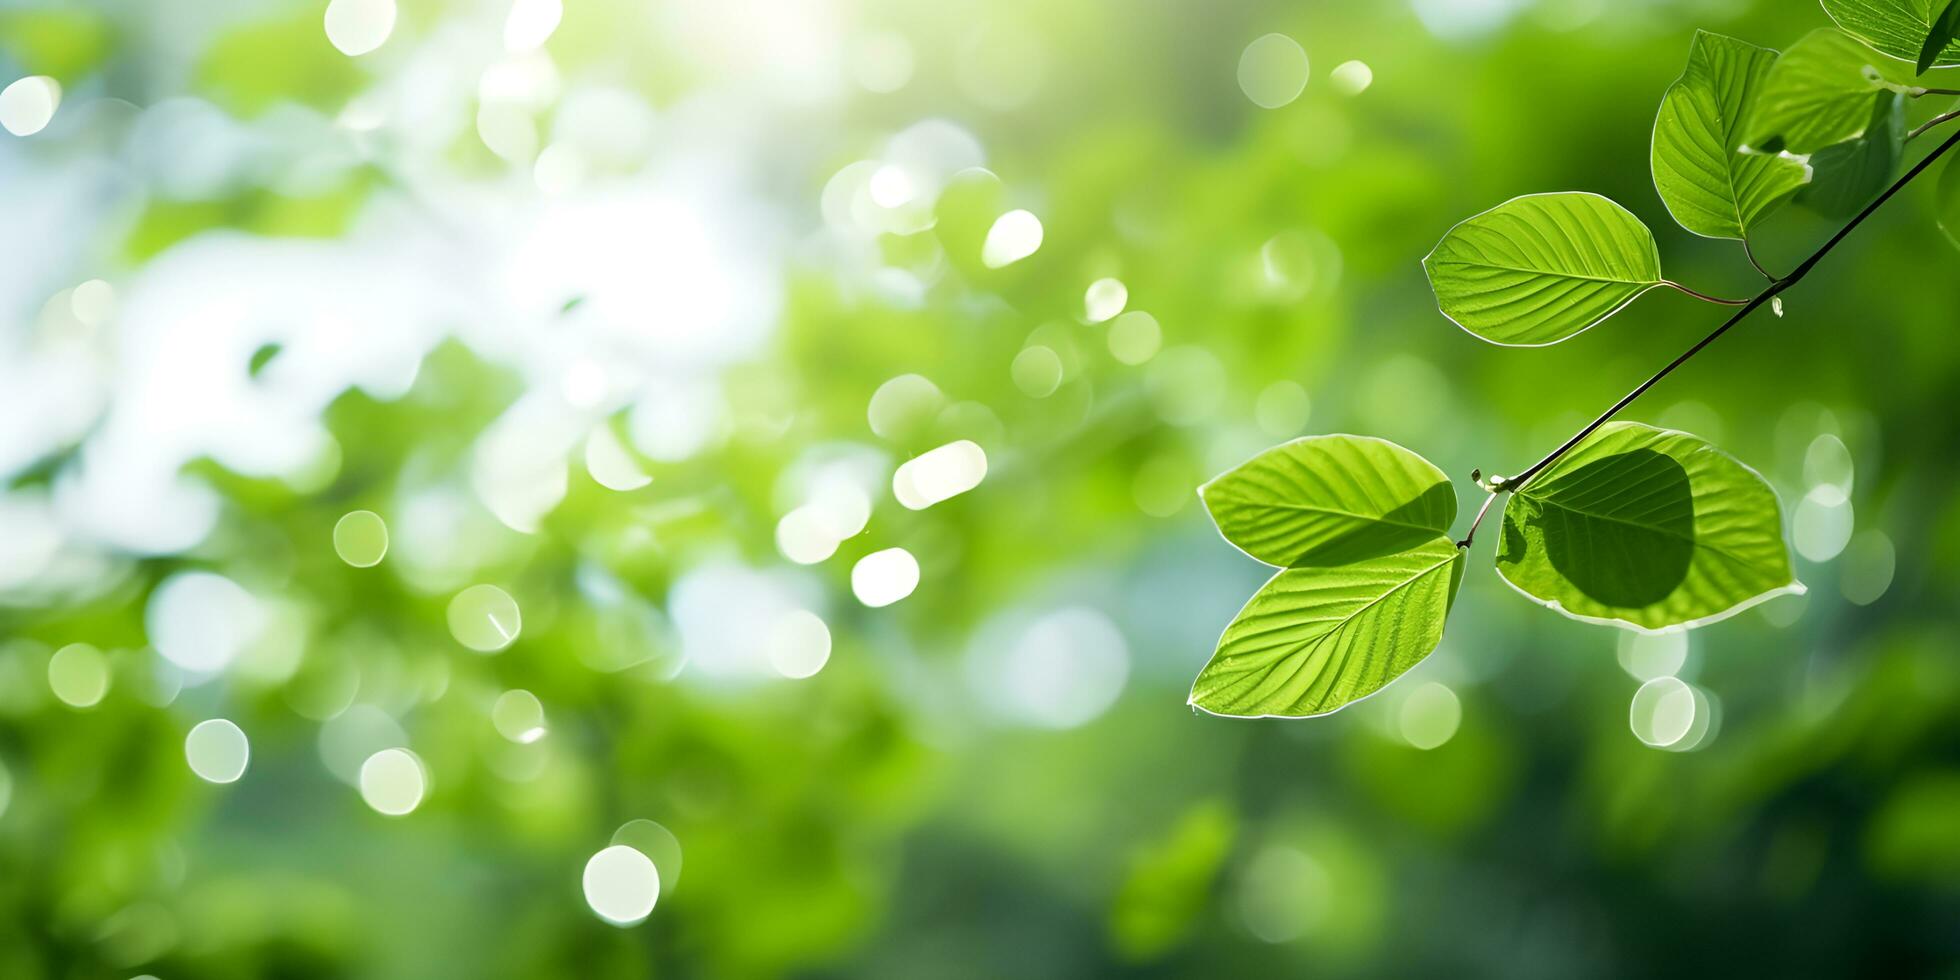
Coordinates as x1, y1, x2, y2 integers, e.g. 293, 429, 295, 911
1533, 449, 1694, 607
1289, 480, 1456, 567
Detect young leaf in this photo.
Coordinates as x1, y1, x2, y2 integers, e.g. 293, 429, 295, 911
1936, 152, 1960, 249
1745, 29, 1920, 153
1797, 91, 1905, 219
1423, 193, 1662, 347
1821, 0, 1960, 69
1201, 435, 1455, 568
1651, 31, 1810, 239
1496, 421, 1802, 631
1919, 0, 1960, 73
1190, 538, 1463, 718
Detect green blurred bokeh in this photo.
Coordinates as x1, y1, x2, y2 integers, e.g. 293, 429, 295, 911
2, 0, 1958, 977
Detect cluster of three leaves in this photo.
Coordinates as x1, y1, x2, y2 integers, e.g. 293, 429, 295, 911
1189, 426, 1799, 718
1427, 23, 1939, 347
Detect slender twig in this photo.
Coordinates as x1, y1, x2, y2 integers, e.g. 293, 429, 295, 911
1500, 127, 1960, 496
1456, 489, 1503, 549
1659, 280, 1750, 305
1741, 236, 1778, 281
1908, 106, 1960, 141
1914, 87, 1960, 97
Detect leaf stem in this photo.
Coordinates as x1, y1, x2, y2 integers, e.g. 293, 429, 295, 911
1505, 127, 1960, 494
1908, 106, 1960, 141
1914, 87, 1960, 97
1456, 489, 1504, 549
1741, 237, 1778, 281
1659, 280, 1750, 305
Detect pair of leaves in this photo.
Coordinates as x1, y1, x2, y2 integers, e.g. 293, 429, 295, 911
1190, 428, 1800, 717
1424, 33, 1799, 347
1192, 437, 1462, 718
1821, 0, 1960, 72
1424, 35, 1793, 347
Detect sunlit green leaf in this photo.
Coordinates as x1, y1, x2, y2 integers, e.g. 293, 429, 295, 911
1191, 538, 1463, 718
1201, 435, 1455, 567
1496, 421, 1801, 631
1745, 29, 1919, 154
1797, 92, 1905, 219
1822, 0, 1960, 69
1423, 193, 1661, 347
1651, 31, 1810, 239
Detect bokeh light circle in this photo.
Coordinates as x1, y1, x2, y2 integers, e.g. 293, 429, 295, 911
185, 719, 250, 784
583, 845, 660, 925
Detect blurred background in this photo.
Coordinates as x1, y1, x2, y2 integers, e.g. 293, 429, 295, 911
2, 0, 1959, 976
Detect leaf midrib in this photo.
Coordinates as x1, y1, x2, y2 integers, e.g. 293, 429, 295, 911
1432, 256, 1656, 286
1218, 497, 1444, 534
1230, 548, 1458, 690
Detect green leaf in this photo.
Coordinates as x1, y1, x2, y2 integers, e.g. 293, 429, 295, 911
1920, 0, 1960, 72
1496, 421, 1802, 631
1423, 193, 1662, 347
1651, 31, 1811, 239
1822, 0, 1960, 69
1937, 152, 1960, 249
1201, 435, 1455, 568
1191, 538, 1463, 718
1745, 29, 1921, 154
1796, 91, 1906, 219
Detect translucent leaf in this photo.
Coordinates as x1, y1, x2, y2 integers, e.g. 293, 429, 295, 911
1821, 0, 1960, 69
1423, 193, 1661, 347
1201, 435, 1455, 568
1745, 29, 1919, 154
1652, 32, 1811, 239
1496, 421, 1802, 631
1796, 91, 1905, 219
1190, 538, 1463, 718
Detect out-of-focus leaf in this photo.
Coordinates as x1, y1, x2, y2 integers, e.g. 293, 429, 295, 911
1745, 29, 1919, 153
1797, 91, 1905, 219
1651, 31, 1809, 239
1937, 152, 1960, 248
1191, 537, 1462, 718
1822, 0, 1960, 69
197, 12, 364, 117
1201, 435, 1455, 567
1497, 421, 1801, 631
1108, 801, 1236, 961
0, 10, 114, 83
1423, 193, 1661, 346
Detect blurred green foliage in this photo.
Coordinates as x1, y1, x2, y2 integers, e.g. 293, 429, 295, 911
2, 0, 1959, 978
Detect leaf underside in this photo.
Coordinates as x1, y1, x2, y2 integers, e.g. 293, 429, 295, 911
1191, 538, 1463, 718
1653, 31, 1811, 239
1798, 91, 1906, 219
1201, 435, 1456, 568
1746, 29, 1917, 154
1496, 421, 1800, 631
1424, 193, 1662, 347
